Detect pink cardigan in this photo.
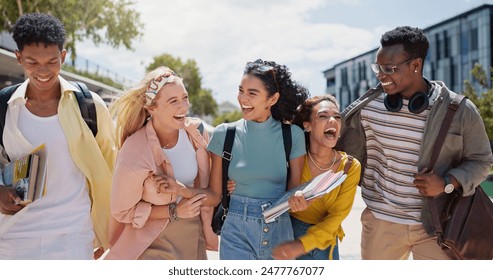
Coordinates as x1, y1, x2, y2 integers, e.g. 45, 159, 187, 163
105, 118, 216, 259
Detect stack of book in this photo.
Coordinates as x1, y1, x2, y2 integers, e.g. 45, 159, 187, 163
2, 144, 47, 206
262, 170, 347, 223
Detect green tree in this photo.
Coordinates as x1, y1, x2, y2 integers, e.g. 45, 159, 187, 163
0, 0, 143, 62
213, 110, 242, 126
146, 54, 218, 116
463, 63, 493, 143
194, 89, 218, 118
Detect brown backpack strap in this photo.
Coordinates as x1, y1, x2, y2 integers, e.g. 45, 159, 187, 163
427, 94, 466, 170
343, 155, 353, 174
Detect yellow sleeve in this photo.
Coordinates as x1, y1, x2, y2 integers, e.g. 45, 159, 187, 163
90, 93, 118, 249
298, 156, 361, 253
93, 94, 117, 171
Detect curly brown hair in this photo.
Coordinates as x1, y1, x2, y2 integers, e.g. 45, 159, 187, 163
243, 59, 309, 123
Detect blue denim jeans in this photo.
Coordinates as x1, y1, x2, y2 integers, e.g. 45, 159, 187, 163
291, 216, 339, 260
219, 195, 294, 260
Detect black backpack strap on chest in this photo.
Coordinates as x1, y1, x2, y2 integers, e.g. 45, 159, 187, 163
197, 121, 204, 136
220, 124, 236, 209
281, 122, 292, 185
0, 81, 98, 151
0, 84, 21, 148
69, 81, 98, 136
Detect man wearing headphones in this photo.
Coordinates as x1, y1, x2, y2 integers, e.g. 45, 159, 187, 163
337, 26, 493, 260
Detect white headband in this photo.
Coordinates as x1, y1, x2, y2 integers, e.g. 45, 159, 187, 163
145, 71, 178, 105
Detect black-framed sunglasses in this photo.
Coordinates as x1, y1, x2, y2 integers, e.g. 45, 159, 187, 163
370, 57, 416, 75
247, 62, 279, 92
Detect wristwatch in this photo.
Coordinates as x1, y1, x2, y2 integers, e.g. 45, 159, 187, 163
443, 175, 455, 194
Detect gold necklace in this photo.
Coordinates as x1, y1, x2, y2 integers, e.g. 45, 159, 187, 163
307, 149, 338, 171
162, 131, 179, 149
26, 98, 59, 110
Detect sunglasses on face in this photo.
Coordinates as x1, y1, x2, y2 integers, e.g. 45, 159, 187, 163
370, 57, 416, 75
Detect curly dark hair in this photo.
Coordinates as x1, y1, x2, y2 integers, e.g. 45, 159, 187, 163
12, 13, 66, 51
293, 95, 339, 150
380, 26, 429, 61
243, 59, 309, 123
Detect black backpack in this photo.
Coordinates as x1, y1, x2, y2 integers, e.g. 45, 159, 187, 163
0, 81, 98, 148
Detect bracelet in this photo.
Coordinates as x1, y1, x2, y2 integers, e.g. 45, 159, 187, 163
168, 202, 178, 221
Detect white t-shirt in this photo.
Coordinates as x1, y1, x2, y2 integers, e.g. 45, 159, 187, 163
163, 129, 198, 188
2, 104, 93, 238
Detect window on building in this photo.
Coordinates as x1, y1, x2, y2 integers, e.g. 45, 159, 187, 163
357, 61, 366, 81
357, 62, 362, 81
363, 61, 367, 80
430, 62, 435, 80
470, 27, 478, 51
444, 30, 451, 58
351, 65, 356, 83
460, 30, 469, 61
435, 33, 441, 60
449, 61, 455, 89
341, 68, 348, 86
326, 78, 335, 88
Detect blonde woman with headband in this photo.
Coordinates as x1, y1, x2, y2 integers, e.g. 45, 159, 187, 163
105, 66, 220, 260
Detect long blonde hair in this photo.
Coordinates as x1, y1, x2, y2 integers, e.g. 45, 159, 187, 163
110, 66, 180, 148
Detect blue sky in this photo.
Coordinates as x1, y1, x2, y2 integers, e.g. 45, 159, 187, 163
78, 0, 493, 106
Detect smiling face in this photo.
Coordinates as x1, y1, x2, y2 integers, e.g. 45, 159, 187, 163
15, 43, 65, 94
147, 79, 190, 131
374, 44, 423, 99
304, 100, 341, 150
237, 74, 279, 123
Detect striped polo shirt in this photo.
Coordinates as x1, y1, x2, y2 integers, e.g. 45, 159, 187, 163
360, 92, 435, 224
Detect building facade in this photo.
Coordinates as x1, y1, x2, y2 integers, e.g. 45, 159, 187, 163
324, 4, 493, 109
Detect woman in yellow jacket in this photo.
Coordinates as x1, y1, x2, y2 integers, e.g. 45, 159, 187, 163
272, 95, 361, 260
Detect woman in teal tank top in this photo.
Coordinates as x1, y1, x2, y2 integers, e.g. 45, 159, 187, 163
207, 59, 309, 260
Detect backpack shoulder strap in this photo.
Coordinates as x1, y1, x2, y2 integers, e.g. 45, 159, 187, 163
343, 155, 354, 174
221, 124, 236, 208
281, 123, 292, 187
69, 81, 98, 137
197, 121, 205, 136
0, 84, 21, 148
